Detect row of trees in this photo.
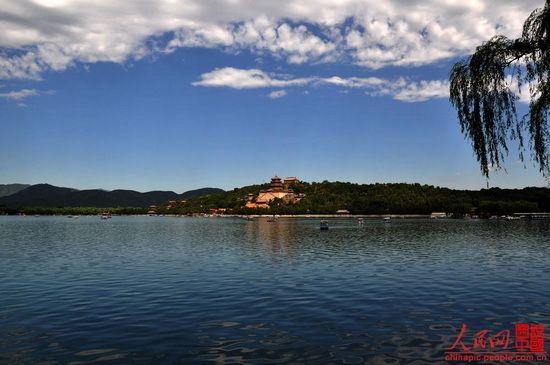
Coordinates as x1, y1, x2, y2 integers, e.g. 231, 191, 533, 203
0, 206, 148, 216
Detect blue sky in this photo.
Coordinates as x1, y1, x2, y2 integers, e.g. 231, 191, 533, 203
1, 0, 547, 193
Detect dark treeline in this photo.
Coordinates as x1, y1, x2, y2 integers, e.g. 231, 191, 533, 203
0, 206, 148, 216
156, 182, 549, 216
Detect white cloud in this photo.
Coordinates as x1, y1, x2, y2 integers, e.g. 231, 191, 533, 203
0, 0, 542, 79
387, 80, 451, 102
0, 51, 44, 80
0, 88, 54, 100
0, 88, 39, 99
168, 18, 337, 64
193, 67, 449, 102
321, 76, 386, 88
506, 75, 539, 104
191, 67, 311, 88
268, 90, 287, 99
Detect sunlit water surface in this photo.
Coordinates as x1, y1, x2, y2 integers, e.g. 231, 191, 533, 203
1, 216, 549, 364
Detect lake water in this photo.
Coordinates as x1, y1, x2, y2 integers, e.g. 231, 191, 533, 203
0, 216, 549, 364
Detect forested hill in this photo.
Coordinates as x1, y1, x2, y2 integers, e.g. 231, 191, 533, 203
156, 181, 549, 216
0, 184, 224, 208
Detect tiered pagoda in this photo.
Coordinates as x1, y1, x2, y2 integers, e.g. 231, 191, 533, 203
267, 175, 284, 192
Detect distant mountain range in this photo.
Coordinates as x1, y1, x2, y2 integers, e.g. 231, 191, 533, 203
0, 184, 224, 208
0, 184, 31, 197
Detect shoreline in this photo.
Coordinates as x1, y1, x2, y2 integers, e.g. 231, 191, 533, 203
234, 214, 430, 218
6, 213, 549, 220
156, 214, 431, 219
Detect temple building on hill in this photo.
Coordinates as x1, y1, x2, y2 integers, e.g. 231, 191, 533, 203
245, 176, 300, 209
283, 177, 299, 188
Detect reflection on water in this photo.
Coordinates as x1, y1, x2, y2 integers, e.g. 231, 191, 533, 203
0, 216, 548, 364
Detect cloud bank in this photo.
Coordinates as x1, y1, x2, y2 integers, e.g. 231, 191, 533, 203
192, 67, 449, 102
0, 0, 542, 79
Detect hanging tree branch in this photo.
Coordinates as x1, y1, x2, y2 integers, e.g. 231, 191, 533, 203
449, 0, 549, 177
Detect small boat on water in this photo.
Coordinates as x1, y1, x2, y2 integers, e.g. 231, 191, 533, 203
382, 217, 391, 223
320, 220, 329, 230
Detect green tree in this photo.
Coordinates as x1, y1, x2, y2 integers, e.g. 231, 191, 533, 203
449, 1, 549, 177
449, 203, 473, 218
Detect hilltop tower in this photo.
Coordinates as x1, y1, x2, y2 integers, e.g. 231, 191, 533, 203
268, 175, 284, 192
